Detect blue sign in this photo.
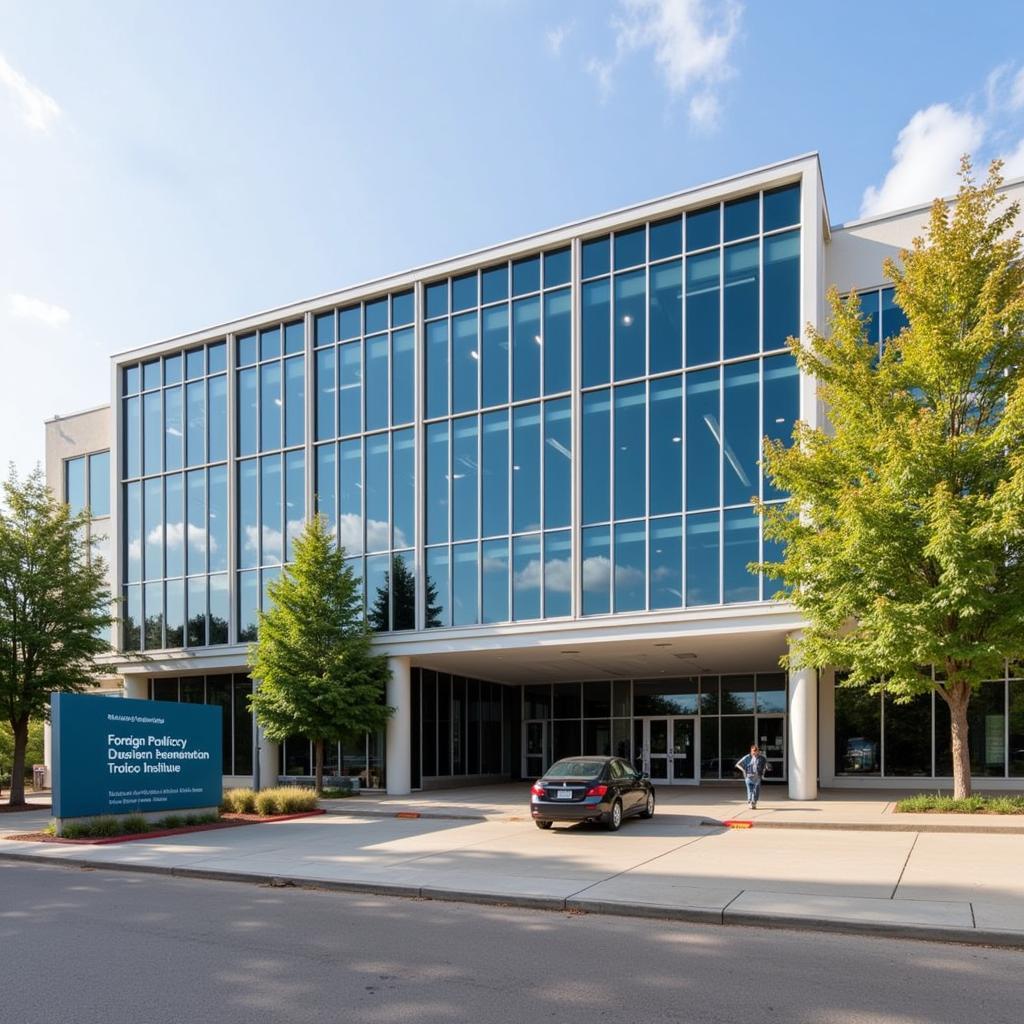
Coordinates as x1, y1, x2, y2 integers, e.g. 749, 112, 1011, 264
52, 693, 223, 819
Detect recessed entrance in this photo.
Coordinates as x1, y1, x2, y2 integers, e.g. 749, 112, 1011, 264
635, 717, 698, 785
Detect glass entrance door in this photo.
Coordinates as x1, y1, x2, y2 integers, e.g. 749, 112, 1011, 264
638, 718, 699, 785
525, 721, 547, 779
756, 715, 785, 779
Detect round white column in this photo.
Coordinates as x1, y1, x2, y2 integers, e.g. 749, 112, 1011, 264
385, 655, 412, 796
788, 634, 818, 800
257, 728, 279, 790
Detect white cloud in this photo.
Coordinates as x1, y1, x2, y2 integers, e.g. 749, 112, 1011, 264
8, 292, 71, 327
0, 54, 60, 133
588, 0, 742, 128
1010, 67, 1024, 112
1002, 137, 1024, 178
860, 104, 985, 218
546, 23, 572, 57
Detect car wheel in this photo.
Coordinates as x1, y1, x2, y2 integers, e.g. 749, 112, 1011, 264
535, 820, 553, 830
639, 791, 655, 819
605, 799, 623, 832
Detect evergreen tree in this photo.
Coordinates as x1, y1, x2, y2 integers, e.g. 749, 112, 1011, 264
760, 159, 1024, 798
0, 469, 113, 805
248, 515, 392, 793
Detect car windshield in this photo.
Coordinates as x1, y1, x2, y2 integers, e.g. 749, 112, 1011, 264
543, 759, 603, 779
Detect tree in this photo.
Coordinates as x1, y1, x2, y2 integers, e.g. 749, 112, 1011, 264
759, 159, 1024, 799
0, 468, 113, 805
368, 554, 418, 633
0, 719, 44, 795
248, 515, 392, 793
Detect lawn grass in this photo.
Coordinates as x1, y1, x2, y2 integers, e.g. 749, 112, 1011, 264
894, 793, 1024, 814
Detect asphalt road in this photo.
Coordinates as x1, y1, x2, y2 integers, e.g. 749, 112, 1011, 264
2, 860, 1021, 1024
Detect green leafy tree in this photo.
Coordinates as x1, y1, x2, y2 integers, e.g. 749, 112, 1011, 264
0, 719, 44, 793
0, 468, 113, 805
368, 555, 419, 632
759, 159, 1024, 798
248, 515, 392, 793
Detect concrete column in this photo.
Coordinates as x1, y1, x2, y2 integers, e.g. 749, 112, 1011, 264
123, 676, 148, 700
257, 727, 279, 790
788, 632, 818, 800
385, 655, 412, 796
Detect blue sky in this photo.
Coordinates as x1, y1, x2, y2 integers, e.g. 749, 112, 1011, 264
3, 1, 1024, 478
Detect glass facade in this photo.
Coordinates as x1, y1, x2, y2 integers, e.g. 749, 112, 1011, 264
122, 341, 229, 651
851, 285, 909, 357
834, 668, 1024, 778
64, 450, 113, 646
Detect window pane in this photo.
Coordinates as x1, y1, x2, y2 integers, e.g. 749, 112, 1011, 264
315, 311, 335, 347
207, 341, 225, 374
425, 281, 448, 319
144, 477, 162, 580
686, 205, 719, 251
650, 516, 683, 609
756, 672, 786, 713
582, 236, 610, 278
425, 547, 450, 627
187, 576, 207, 647
614, 270, 646, 381
259, 362, 281, 451
724, 241, 759, 359
123, 365, 141, 395
426, 320, 448, 419
544, 530, 571, 617
365, 553, 390, 630
260, 326, 281, 361
238, 367, 257, 456
880, 285, 908, 344
582, 525, 610, 615
339, 341, 362, 436
89, 451, 110, 516
261, 454, 282, 565
481, 410, 508, 538
208, 374, 227, 462
365, 298, 387, 335
165, 578, 184, 648
650, 375, 682, 515
553, 682, 581, 718
339, 438, 363, 554
163, 473, 184, 577
723, 359, 760, 506
686, 368, 719, 510
723, 505, 759, 603
835, 685, 880, 776
883, 694, 932, 776
650, 260, 682, 373
315, 348, 336, 441
392, 428, 415, 550
144, 580, 163, 649
686, 250, 720, 366
451, 272, 478, 312
543, 288, 571, 395
143, 391, 162, 474
512, 255, 540, 296
238, 570, 259, 642
124, 396, 141, 478
143, 359, 161, 390
285, 450, 304, 562
209, 574, 228, 643
544, 247, 570, 288
512, 296, 541, 402
163, 386, 183, 472
582, 389, 610, 525
614, 226, 645, 270
614, 383, 646, 521
543, 398, 571, 529
686, 512, 719, 605
124, 583, 141, 649
763, 183, 800, 232
1009, 681, 1024, 777
284, 357, 304, 447
65, 457, 85, 515
649, 215, 682, 261
237, 333, 257, 367
392, 290, 414, 327
481, 305, 509, 408
762, 529, 785, 600
481, 538, 509, 623
209, 463, 228, 572
452, 312, 479, 414
452, 542, 478, 626
452, 416, 478, 542
365, 335, 389, 432
582, 279, 611, 387
764, 230, 800, 350
164, 353, 182, 385
513, 534, 541, 620
315, 445, 336, 530
481, 264, 508, 304
216, 463, 232, 570
391, 327, 414, 425
339, 305, 360, 340
284, 320, 304, 356
365, 433, 389, 553
392, 550, 415, 630
512, 403, 541, 533
762, 353, 798, 501
426, 422, 449, 545
724, 194, 759, 241
614, 521, 645, 612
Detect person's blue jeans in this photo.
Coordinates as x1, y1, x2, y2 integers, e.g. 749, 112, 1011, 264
744, 776, 761, 805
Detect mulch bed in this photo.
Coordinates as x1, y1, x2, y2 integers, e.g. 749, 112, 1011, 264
0, 803, 51, 813
4, 808, 325, 845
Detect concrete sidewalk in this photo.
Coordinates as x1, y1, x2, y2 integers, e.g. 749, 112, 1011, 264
3, 796, 1024, 948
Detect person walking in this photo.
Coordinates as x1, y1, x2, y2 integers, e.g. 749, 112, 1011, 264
735, 744, 769, 809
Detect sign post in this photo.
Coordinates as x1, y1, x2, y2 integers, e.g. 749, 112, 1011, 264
51, 693, 223, 834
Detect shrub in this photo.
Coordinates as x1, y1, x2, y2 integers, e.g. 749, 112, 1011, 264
89, 817, 121, 837
61, 824, 90, 839
121, 815, 150, 834
222, 788, 258, 814
43, 821, 56, 836
895, 793, 1024, 814
159, 815, 184, 830
275, 787, 318, 813
254, 790, 281, 816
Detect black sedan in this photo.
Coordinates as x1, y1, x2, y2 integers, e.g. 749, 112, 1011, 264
530, 756, 655, 831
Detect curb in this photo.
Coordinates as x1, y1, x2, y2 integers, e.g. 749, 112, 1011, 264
700, 819, 1024, 835
2, 848, 1022, 950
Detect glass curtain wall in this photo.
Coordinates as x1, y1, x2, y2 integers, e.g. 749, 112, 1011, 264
236, 321, 305, 641
313, 290, 416, 631
65, 450, 113, 646
423, 249, 573, 627
122, 343, 229, 650
580, 183, 801, 615
149, 674, 253, 775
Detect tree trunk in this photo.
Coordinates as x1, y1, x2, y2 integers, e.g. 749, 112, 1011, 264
314, 739, 324, 795
942, 681, 972, 800
9, 716, 29, 806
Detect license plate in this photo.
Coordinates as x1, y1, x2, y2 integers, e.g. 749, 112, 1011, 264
556, 789, 573, 799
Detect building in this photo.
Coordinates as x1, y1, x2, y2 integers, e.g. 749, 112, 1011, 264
44, 153, 1024, 797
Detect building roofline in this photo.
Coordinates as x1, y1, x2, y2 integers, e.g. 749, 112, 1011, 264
44, 403, 111, 425
110, 152, 823, 363
830, 172, 1024, 234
